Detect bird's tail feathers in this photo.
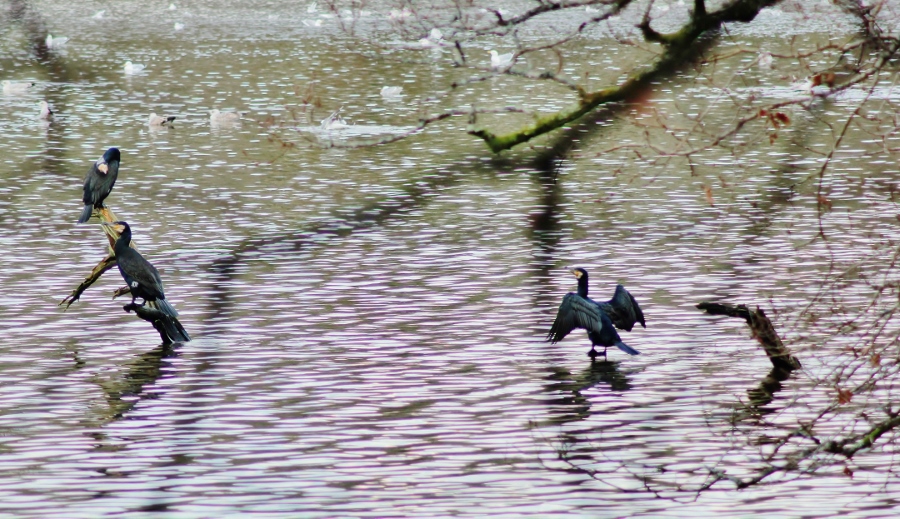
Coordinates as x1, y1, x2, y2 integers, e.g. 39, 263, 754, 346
77, 204, 94, 223
159, 316, 191, 343
151, 298, 179, 317
615, 341, 640, 356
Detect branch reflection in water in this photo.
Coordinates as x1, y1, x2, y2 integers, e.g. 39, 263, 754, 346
89, 343, 180, 424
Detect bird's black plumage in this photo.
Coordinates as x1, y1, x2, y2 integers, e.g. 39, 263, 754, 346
546, 267, 645, 358
106, 221, 179, 318
77, 147, 120, 223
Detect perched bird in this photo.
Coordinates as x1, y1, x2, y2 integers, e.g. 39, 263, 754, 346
77, 147, 121, 224
2, 80, 35, 94
124, 61, 145, 75
38, 100, 53, 120
209, 109, 242, 125
148, 112, 176, 127
103, 221, 180, 318
547, 267, 646, 359
489, 50, 514, 70
45, 34, 69, 48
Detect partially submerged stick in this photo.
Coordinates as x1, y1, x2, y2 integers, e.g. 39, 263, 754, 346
60, 206, 190, 344
696, 302, 801, 372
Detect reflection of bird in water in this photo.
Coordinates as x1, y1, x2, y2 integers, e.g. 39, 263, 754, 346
148, 112, 176, 127
547, 267, 646, 359
103, 221, 181, 318
539, 361, 631, 427
578, 359, 631, 391
38, 100, 53, 120
77, 147, 120, 223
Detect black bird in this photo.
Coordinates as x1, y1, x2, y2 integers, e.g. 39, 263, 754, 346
103, 221, 180, 318
547, 267, 646, 359
77, 147, 121, 223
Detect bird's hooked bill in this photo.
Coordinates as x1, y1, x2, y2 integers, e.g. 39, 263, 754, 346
100, 221, 126, 233
97, 162, 109, 174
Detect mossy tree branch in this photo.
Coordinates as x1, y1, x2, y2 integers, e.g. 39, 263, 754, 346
469, 0, 781, 152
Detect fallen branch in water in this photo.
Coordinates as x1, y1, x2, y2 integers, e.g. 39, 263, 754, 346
60, 206, 190, 344
696, 302, 801, 372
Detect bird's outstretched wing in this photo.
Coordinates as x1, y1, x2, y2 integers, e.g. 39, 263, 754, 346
598, 284, 646, 332
547, 293, 605, 343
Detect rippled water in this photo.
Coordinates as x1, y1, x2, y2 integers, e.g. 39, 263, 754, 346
2, 0, 900, 516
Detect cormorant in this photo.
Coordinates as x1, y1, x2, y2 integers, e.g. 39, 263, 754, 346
103, 221, 180, 318
547, 267, 646, 359
77, 147, 121, 223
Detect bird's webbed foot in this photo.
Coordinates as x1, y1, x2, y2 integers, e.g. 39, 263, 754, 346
587, 346, 607, 361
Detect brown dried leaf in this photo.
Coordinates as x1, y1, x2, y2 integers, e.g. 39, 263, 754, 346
774, 112, 791, 125
837, 387, 853, 405
870, 353, 881, 367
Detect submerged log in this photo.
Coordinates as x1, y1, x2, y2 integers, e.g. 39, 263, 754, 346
60, 206, 190, 344
696, 302, 801, 372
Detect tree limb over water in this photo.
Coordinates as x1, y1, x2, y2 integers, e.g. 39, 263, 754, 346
471, 0, 781, 152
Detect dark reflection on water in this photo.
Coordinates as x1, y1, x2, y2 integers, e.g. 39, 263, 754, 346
539, 360, 632, 428
93, 343, 180, 422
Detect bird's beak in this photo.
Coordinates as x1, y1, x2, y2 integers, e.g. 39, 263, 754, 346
97, 161, 109, 174
568, 268, 581, 279
101, 221, 125, 234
